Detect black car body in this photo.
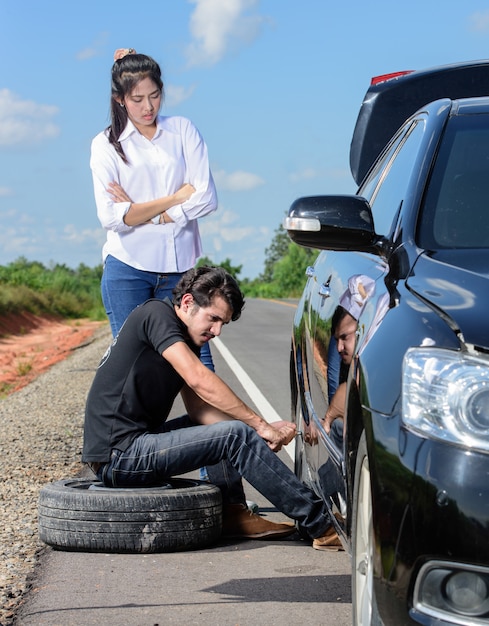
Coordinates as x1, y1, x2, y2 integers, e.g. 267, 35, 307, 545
285, 61, 489, 625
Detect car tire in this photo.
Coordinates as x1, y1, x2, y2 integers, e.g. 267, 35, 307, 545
352, 432, 382, 625
38, 477, 222, 553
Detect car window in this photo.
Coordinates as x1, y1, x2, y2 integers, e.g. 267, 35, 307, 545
359, 119, 426, 237
418, 114, 489, 249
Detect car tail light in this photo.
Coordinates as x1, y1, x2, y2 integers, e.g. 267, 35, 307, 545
370, 70, 414, 85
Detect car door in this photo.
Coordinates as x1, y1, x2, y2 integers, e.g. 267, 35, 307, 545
302, 116, 432, 518
304, 251, 386, 513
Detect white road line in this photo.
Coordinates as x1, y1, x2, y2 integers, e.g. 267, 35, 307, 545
212, 337, 295, 461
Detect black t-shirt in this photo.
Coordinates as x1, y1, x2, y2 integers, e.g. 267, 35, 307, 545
82, 299, 200, 462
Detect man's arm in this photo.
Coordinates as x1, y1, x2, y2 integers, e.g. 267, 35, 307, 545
163, 341, 295, 451
323, 382, 347, 433
180, 384, 235, 424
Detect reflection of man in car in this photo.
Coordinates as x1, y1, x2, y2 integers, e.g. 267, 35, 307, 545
83, 266, 343, 550
318, 276, 375, 519
335, 307, 359, 366
324, 310, 356, 436
324, 275, 375, 434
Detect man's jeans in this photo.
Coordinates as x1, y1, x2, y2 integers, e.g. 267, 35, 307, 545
101, 255, 242, 501
99, 418, 330, 539
101, 254, 213, 369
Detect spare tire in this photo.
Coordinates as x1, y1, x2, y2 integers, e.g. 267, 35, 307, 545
38, 477, 222, 553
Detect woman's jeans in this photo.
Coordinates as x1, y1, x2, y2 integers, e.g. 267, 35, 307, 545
101, 255, 213, 369
99, 418, 330, 539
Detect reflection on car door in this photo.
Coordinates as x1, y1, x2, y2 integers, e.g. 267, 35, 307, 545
303, 250, 387, 516
301, 115, 430, 520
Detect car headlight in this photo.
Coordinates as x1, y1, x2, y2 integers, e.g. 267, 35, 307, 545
402, 347, 489, 453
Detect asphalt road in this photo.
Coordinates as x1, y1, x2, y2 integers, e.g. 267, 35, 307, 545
18, 299, 352, 626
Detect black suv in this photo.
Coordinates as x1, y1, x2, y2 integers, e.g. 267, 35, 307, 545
285, 61, 489, 625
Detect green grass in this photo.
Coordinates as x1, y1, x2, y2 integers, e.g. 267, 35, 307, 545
0, 257, 105, 321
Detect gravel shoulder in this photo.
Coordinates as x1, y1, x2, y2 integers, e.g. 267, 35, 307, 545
0, 324, 111, 625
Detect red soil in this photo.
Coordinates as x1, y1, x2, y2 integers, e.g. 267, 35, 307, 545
0, 312, 106, 395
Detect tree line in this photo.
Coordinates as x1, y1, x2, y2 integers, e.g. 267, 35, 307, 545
197, 222, 318, 298
0, 258, 105, 321
0, 225, 318, 321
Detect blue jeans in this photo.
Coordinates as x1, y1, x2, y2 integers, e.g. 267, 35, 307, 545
101, 255, 213, 369
327, 336, 341, 403
101, 255, 239, 497
99, 418, 331, 539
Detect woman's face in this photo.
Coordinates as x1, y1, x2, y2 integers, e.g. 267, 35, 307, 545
121, 77, 162, 134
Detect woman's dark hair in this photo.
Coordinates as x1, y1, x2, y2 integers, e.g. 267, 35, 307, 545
108, 53, 164, 163
173, 266, 245, 322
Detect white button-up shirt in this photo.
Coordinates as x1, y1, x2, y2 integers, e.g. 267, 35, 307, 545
90, 115, 218, 272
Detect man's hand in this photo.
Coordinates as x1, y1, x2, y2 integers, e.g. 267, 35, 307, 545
255, 420, 296, 452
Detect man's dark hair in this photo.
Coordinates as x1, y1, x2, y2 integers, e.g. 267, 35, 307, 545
332, 305, 353, 335
173, 266, 245, 321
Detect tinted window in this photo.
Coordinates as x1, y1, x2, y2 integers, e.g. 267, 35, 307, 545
418, 114, 489, 249
359, 119, 426, 237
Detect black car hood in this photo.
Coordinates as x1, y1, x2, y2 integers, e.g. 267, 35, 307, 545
407, 249, 489, 350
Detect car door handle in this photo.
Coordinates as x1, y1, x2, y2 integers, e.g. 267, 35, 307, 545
306, 267, 331, 298
319, 284, 331, 298
318, 274, 332, 298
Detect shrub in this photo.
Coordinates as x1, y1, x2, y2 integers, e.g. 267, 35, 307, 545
0, 258, 105, 320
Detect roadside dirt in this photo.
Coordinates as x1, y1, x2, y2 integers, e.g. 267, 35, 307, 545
0, 312, 107, 395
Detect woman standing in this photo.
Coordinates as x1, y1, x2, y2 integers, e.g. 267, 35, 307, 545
91, 48, 217, 370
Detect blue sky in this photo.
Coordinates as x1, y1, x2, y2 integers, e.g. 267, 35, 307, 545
1, 1, 489, 279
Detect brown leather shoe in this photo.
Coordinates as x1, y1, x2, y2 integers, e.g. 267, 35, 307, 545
312, 525, 344, 551
222, 503, 296, 539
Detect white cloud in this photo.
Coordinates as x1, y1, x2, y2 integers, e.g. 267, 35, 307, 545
468, 11, 489, 32
0, 89, 60, 147
289, 168, 321, 183
186, 0, 268, 67
0, 208, 18, 219
0, 211, 105, 267
164, 84, 196, 107
213, 168, 265, 191
289, 166, 350, 184
61, 224, 106, 246
198, 208, 270, 276
199, 208, 255, 242
0, 220, 41, 258
76, 32, 110, 60
0, 186, 13, 197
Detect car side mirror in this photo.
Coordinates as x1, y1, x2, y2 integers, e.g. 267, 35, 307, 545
284, 195, 379, 252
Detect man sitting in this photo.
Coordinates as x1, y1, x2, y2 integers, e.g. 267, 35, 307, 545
83, 266, 342, 549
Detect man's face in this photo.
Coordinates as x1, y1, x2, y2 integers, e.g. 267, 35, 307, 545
180, 294, 233, 347
335, 313, 358, 365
